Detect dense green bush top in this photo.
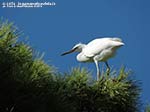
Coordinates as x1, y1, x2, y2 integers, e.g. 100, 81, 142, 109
0, 21, 141, 112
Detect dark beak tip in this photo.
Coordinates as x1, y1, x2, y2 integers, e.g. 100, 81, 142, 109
61, 52, 67, 56
60, 49, 75, 56
61, 54, 64, 56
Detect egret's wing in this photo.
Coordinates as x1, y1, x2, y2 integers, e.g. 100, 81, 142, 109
83, 38, 124, 57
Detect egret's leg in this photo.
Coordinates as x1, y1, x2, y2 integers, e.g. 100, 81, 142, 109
105, 61, 110, 70
105, 61, 110, 75
94, 59, 100, 81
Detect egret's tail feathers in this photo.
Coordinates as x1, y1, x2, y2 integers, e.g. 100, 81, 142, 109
112, 38, 122, 42
112, 38, 124, 45
119, 42, 125, 46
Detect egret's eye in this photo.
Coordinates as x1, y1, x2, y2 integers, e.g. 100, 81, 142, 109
73, 46, 78, 50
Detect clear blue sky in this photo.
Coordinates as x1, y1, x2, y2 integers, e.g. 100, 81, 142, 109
1, 0, 150, 107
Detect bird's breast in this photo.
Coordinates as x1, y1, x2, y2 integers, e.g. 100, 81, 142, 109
76, 53, 92, 62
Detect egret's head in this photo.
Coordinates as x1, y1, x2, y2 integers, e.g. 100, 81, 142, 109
61, 43, 85, 56
72, 43, 85, 52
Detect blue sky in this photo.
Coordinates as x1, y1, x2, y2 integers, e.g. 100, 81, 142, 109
1, 0, 150, 107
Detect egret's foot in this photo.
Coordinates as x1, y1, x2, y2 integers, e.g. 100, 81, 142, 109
97, 75, 100, 81
97, 72, 101, 81
106, 68, 110, 76
100, 75, 105, 81
105, 61, 110, 76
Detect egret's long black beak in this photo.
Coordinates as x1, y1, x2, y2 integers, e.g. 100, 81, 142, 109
61, 48, 76, 56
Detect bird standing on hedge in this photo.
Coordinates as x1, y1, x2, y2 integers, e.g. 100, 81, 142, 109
61, 37, 124, 81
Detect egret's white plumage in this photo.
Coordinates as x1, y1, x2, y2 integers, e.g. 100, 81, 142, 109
61, 37, 124, 81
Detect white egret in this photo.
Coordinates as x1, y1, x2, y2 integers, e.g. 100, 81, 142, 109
61, 37, 124, 81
